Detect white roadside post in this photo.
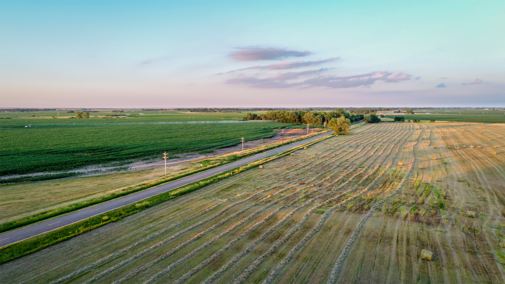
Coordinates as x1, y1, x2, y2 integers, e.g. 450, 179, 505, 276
306, 124, 310, 135
163, 152, 168, 178
241, 137, 245, 151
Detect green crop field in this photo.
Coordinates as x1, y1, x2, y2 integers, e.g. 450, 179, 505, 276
0, 110, 260, 125
385, 109, 505, 123
0, 111, 298, 176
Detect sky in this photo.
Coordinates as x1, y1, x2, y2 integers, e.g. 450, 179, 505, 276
1, 0, 504, 108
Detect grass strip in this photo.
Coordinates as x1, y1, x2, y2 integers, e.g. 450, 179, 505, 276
0, 131, 326, 234
0, 134, 332, 264
0, 173, 81, 184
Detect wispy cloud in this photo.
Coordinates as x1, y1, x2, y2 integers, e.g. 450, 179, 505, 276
415, 76, 421, 80
469, 78, 483, 84
436, 83, 447, 88
226, 70, 412, 89
138, 56, 170, 66
229, 47, 311, 61
221, 58, 339, 74
226, 68, 329, 88
301, 71, 411, 88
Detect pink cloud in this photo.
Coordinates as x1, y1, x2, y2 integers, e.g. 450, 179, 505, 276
226, 69, 328, 88
228, 58, 339, 72
229, 47, 311, 61
226, 70, 412, 89
469, 78, 483, 84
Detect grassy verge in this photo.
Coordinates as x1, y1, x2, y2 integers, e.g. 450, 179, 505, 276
0, 173, 81, 184
0, 131, 327, 234
0, 134, 332, 264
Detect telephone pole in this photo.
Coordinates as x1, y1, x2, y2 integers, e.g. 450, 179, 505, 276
241, 137, 245, 151
163, 152, 168, 178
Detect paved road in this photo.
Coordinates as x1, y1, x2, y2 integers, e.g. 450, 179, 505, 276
0, 131, 337, 248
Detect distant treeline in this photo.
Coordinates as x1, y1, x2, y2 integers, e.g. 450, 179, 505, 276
180, 108, 243, 113
244, 109, 364, 125
348, 108, 392, 114
0, 109, 58, 113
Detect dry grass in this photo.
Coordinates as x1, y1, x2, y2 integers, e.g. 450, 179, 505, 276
0, 166, 188, 223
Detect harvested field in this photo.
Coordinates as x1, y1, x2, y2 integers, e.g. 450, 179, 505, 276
1, 122, 505, 283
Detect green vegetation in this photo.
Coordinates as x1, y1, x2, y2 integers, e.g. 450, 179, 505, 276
0, 121, 299, 176
75, 111, 90, 118
248, 109, 364, 124
328, 116, 351, 135
364, 113, 381, 123
385, 108, 505, 123
394, 116, 405, 122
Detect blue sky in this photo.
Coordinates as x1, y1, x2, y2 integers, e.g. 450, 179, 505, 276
1, 0, 504, 107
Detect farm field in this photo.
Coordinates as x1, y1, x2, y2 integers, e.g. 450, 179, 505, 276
0, 110, 258, 122
0, 120, 298, 176
385, 108, 505, 123
1, 122, 505, 283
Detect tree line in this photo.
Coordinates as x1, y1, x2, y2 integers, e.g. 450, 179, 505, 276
245, 109, 364, 125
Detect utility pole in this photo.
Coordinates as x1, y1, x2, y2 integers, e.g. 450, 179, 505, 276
163, 152, 168, 178
241, 137, 245, 151
281, 129, 284, 143
306, 124, 310, 135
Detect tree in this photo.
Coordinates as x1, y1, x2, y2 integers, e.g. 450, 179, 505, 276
75, 111, 89, 118
245, 113, 258, 120
303, 112, 316, 125
369, 114, 381, 123
328, 116, 351, 135
363, 117, 371, 123
394, 116, 405, 122
405, 109, 415, 114
430, 119, 436, 123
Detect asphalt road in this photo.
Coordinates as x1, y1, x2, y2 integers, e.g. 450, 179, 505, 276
0, 130, 339, 248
